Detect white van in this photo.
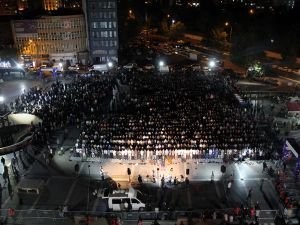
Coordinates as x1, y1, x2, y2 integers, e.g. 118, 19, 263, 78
105, 188, 145, 211
108, 196, 145, 211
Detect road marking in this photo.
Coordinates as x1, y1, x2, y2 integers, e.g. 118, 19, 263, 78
279, 75, 300, 84
1, 193, 12, 208
92, 197, 100, 212
234, 164, 250, 203
79, 162, 85, 175
63, 178, 78, 205
30, 178, 51, 210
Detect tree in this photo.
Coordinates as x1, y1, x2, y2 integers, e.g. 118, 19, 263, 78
169, 21, 186, 40
210, 27, 230, 50
230, 30, 264, 65
159, 18, 169, 35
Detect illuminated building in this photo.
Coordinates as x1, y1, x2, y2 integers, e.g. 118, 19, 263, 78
83, 0, 118, 63
11, 14, 87, 65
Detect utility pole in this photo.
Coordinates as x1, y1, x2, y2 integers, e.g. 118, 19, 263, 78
86, 164, 91, 212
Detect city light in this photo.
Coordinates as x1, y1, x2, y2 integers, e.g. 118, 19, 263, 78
159, 61, 165, 67
172, 19, 175, 24
20, 83, 26, 89
208, 60, 216, 68
0, 96, 5, 103
107, 62, 113, 68
16, 63, 23, 69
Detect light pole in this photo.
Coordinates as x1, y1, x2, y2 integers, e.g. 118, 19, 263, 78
86, 164, 91, 212
0, 96, 5, 112
225, 22, 232, 42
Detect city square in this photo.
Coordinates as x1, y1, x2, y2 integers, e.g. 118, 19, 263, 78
0, 0, 300, 225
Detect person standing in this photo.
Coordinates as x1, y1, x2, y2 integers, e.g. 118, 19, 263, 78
161, 176, 165, 188
262, 162, 267, 172
247, 187, 252, 201
1, 157, 5, 166
74, 163, 79, 177
283, 161, 287, 171
100, 166, 104, 180
211, 171, 214, 183
227, 181, 232, 194
137, 217, 143, 225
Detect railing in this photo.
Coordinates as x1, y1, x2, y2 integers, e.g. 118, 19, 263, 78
0, 208, 280, 225
0, 133, 33, 154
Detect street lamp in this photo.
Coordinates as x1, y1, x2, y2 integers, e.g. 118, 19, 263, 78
0, 96, 5, 103
225, 22, 233, 42
172, 19, 175, 24
86, 164, 91, 212
107, 61, 113, 68
208, 60, 216, 69
159, 60, 164, 67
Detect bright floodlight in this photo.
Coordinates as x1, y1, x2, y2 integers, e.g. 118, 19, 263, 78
209, 60, 216, 68
0, 96, 4, 102
58, 63, 63, 67
16, 63, 22, 68
107, 62, 113, 68
172, 19, 175, 24
159, 61, 164, 67
20, 84, 26, 91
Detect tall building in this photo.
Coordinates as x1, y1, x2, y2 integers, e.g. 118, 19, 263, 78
83, 0, 118, 64
0, 0, 18, 16
11, 14, 87, 65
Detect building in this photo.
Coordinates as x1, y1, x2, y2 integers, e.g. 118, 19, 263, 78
83, 0, 118, 64
11, 14, 87, 66
61, 0, 81, 9
0, 0, 18, 16
43, 0, 62, 11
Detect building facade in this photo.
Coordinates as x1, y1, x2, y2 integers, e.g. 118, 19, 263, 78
11, 14, 87, 65
83, 0, 118, 64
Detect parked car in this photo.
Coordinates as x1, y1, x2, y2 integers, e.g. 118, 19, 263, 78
143, 64, 155, 70
123, 63, 137, 70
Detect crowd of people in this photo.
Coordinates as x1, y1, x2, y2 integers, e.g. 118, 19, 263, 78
7, 70, 272, 161
10, 75, 116, 139
74, 71, 270, 161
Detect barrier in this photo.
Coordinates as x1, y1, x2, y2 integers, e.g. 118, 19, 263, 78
0, 133, 33, 154
17, 179, 45, 195
0, 208, 280, 225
